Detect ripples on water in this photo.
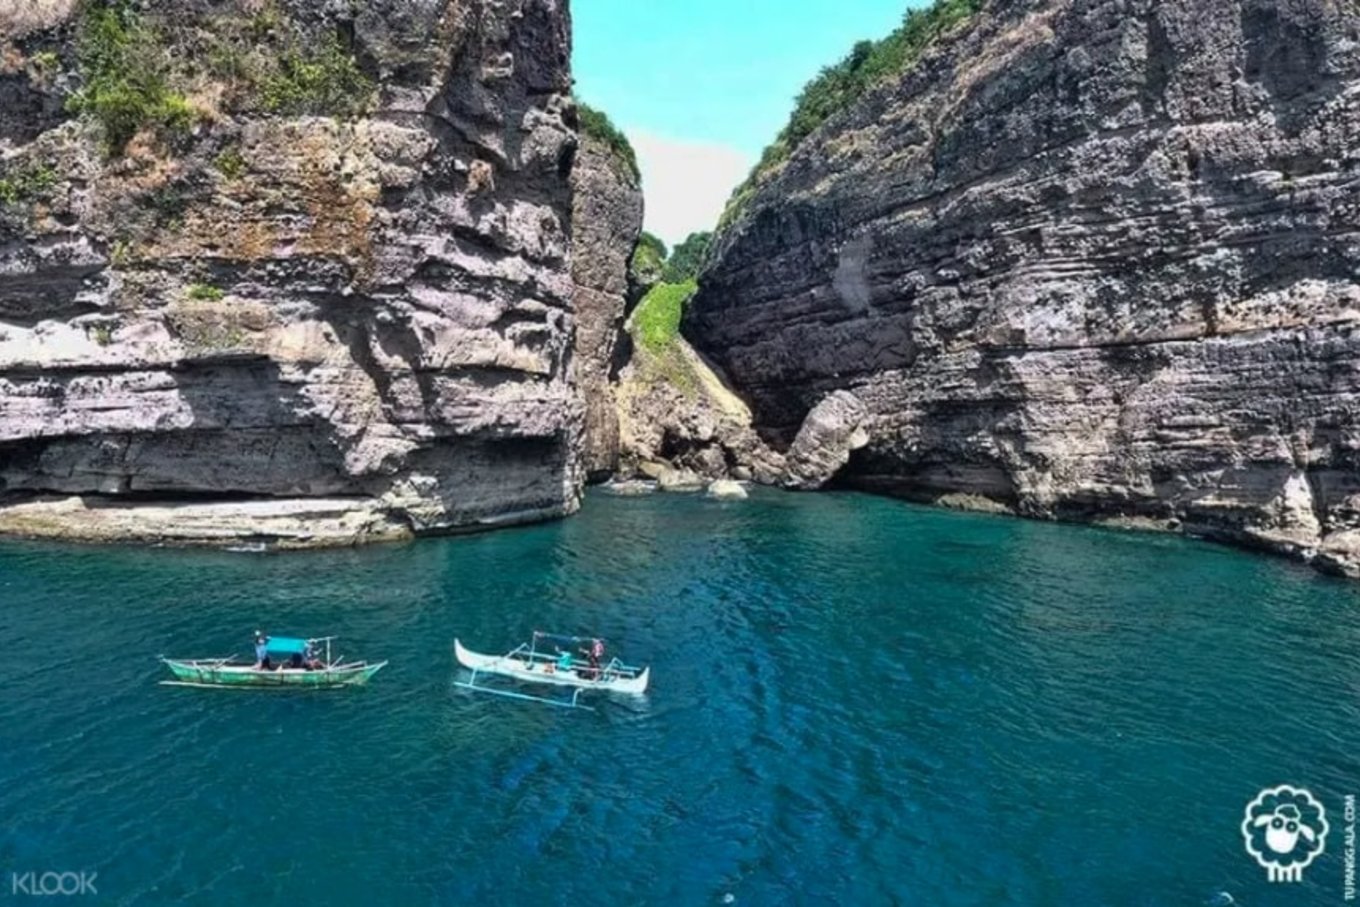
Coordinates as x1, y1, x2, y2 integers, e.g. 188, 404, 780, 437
1, 489, 1357, 905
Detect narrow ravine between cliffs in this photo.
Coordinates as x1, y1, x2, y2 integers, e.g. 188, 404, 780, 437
579, 0, 1360, 581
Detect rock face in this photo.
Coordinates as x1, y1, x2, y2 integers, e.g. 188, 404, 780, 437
0, 0, 584, 546
626, 242, 664, 308
783, 390, 870, 490
690, 0, 1360, 574
570, 134, 643, 482
614, 322, 784, 484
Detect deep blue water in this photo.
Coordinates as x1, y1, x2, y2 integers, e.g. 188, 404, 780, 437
1, 489, 1358, 906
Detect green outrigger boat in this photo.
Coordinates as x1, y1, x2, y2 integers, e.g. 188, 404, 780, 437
160, 636, 386, 689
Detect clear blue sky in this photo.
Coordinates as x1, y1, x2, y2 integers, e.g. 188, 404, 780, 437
572, 0, 917, 244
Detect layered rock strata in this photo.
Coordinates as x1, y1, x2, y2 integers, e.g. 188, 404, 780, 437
689, 0, 1360, 574
0, 0, 583, 547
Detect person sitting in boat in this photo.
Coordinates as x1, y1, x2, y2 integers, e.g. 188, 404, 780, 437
579, 638, 604, 679
553, 648, 574, 674
303, 642, 323, 671
253, 632, 272, 671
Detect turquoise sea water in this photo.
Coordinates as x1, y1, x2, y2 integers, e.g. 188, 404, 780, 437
1, 489, 1357, 906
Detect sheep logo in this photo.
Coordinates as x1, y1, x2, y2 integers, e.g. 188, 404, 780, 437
1242, 785, 1329, 883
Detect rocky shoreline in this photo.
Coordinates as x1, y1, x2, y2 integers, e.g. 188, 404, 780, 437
0, 489, 585, 550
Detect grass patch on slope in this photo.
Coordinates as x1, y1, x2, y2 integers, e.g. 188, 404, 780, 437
257, 34, 374, 117
630, 279, 700, 394
0, 163, 57, 206
633, 279, 697, 353
68, 1, 196, 154
185, 282, 224, 301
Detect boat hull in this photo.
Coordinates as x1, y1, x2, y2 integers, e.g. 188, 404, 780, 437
161, 658, 385, 689
454, 639, 649, 695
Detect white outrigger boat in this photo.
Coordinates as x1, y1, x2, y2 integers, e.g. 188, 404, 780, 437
454, 633, 650, 710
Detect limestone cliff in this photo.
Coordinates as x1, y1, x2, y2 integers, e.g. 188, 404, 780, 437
0, 0, 581, 547
690, 0, 1360, 574
570, 131, 642, 482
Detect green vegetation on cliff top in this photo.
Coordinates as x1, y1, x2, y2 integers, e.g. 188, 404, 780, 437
577, 101, 641, 184
69, 1, 196, 154
67, 0, 375, 155
205, 4, 374, 117
719, 0, 985, 230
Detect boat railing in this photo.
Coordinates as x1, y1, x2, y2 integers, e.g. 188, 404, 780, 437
517, 643, 644, 678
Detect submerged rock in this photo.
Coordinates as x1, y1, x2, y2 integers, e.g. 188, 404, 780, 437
599, 479, 656, 497
689, 0, 1360, 575
656, 466, 706, 493
706, 480, 748, 500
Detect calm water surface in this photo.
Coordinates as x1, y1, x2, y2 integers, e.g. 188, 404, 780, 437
1, 489, 1358, 905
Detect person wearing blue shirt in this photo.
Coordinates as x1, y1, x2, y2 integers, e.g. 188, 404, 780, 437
254, 631, 272, 670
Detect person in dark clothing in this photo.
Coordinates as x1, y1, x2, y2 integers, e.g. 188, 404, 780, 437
580, 638, 604, 680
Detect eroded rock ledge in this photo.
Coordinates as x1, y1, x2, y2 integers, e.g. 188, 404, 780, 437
688, 0, 1360, 577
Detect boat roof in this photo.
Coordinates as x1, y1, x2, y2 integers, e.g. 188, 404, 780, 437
265, 636, 310, 655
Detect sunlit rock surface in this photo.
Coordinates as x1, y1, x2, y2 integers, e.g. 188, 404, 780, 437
690, 0, 1360, 575
0, 0, 584, 546
570, 133, 642, 482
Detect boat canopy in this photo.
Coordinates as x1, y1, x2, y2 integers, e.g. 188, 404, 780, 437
265, 637, 310, 655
